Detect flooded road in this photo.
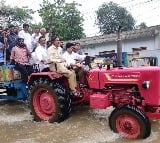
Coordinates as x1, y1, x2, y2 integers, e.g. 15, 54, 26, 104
0, 101, 160, 143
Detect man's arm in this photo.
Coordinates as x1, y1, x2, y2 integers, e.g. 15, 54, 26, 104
25, 46, 31, 57
74, 52, 86, 61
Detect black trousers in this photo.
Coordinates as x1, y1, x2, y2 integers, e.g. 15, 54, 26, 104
15, 63, 33, 82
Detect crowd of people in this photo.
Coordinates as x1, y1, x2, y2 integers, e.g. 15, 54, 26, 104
0, 23, 87, 96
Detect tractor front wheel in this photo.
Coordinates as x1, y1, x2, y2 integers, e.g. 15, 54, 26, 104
109, 105, 151, 139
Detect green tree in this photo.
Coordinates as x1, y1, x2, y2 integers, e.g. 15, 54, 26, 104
38, 0, 84, 40
136, 22, 147, 30
0, 0, 34, 27
10, 6, 34, 26
96, 2, 135, 34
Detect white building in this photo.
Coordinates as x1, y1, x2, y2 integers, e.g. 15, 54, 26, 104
73, 25, 160, 58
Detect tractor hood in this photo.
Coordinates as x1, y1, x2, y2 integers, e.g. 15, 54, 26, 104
87, 66, 160, 106
87, 66, 160, 90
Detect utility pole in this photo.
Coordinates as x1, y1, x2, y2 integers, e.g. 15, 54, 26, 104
117, 26, 122, 67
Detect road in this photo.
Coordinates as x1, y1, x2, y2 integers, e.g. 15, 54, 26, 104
0, 101, 159, 143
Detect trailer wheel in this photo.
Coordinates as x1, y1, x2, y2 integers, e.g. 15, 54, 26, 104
29, 78, 71, 123
109, 105, 151, 139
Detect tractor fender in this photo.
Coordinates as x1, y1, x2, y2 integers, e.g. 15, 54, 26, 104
28, 71, 63, 83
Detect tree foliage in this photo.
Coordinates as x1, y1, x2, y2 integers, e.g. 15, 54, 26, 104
0, 0, 34, 27
136, 22, 147, 30
10, 6, 34, 25
38, 0, 84, 40
96, 2, 135, 34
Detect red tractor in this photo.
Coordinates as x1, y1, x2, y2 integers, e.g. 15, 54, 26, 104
27, 27, 158, 140
28, 59, 160, 139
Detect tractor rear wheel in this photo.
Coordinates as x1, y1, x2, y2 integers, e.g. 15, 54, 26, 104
29, 78, 71, 123
109, 105, 151, 139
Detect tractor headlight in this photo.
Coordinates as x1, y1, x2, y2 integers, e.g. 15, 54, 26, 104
142, 81, 150, 89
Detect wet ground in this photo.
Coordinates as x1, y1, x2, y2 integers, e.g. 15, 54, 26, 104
0, 101, 160, 143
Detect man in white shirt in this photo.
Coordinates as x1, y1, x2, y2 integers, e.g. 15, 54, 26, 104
58, 38, 64, 55
31, 27, 41, 50
62, 42, 86, 84
73, 42, 84, 55
19, 23, 33, 52
40, 28, 50, 42
34, 36, 49, 72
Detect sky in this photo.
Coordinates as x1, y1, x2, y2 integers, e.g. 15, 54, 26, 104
5, 0, 160, 37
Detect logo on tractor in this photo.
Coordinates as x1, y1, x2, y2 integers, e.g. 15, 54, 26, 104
88, 75, 94, 81
105, 73, 140, 82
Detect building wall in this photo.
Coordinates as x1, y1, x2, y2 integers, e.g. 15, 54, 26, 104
123, 37, 155, 52
83, 37, 155, 56
84, 42, 115, 56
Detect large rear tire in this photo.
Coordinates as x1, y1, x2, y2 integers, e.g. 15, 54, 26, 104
29, 78, 71, 123
109, 105, 151, 139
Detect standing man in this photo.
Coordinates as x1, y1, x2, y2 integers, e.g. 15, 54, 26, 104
31, 27, 41, 50
47, 36, 80, 96
40, 28, 50, 42
14, 26, 19, 35
18, 23, 33, 52
0, 40, 5, 65
34, 36, 49, 72
7, 25, 19, 60
0, 26, 4, 44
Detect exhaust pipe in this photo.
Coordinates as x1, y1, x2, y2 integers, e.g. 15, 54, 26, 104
117, 26, 122, 67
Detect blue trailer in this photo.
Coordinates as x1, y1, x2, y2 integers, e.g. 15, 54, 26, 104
0, 65, 28, 101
